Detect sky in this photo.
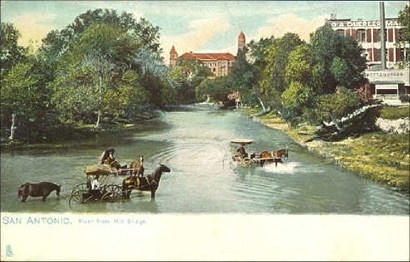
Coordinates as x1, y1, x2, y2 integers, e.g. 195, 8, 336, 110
1, 1, 408, 63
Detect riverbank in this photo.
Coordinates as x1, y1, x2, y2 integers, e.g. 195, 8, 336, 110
242, 108, 410, 193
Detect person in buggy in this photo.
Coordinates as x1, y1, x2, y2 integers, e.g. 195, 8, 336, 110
89, 174, 102, 200
100, 147, 116, 165
99, 147, 127, 170
236, 143, 249, 159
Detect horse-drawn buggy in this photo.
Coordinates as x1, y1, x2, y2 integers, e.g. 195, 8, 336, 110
68, 164, 127, 205
68, 156, 171, 206
231, 138, 289, 167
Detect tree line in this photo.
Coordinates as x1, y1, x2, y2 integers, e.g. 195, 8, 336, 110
1, 9, 177, 142
1, 6, 409, 143
196, 5, 409, 126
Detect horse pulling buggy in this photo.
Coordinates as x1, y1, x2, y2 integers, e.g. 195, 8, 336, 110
69, 158, 171, 206
231, 139, 289, 167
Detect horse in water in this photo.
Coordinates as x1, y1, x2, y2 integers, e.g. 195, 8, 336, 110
256, 148, 289, 167
122, 164, 171, 200
18, 182, 61, 202
129, 155, 145, 177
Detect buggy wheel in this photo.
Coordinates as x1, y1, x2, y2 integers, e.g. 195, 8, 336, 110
71, 183, 89, 195
69, 190, 84, 206
101, 184, 122, 202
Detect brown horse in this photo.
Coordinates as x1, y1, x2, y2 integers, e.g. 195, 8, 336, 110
129, 155, 145, 177
122, 164, 171, 200
18, 182, 61, 202
257, 148, 289, 167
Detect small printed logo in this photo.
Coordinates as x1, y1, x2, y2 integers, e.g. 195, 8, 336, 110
6, 244, 13, 257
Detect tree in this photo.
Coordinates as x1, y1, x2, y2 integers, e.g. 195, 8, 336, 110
226, 46, 256, 106
39, 9, 161, 63
246, 36, 276, 110
282, 44, 316, 122
48, 11, 170, 126
0, 23, 27, 76
309, 24, 367, 94
259, 33, 304, 109
1, 59, 53, 140
169, 58, 212, 103
397, 5, 410, 67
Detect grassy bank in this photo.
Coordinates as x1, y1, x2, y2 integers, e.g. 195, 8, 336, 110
242, 108, 410, 192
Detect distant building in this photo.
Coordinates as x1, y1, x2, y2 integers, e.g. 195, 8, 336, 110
327, 18, 407, 68
169, 32, 246, 78
327, 17, 409, 105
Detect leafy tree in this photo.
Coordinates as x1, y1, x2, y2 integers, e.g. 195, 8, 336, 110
39, 9, 161, 63
48, 12, 169, 126
281, 81, 314, 124
282, 44, 316, 122
284, 44, 313, 86
316, 87, 361, 122
246, 36, 276, 110
1, 59, 55, 140
397, 5, 410, 66
170, 58, 212, 103
196, 77, 232, 104
226, 46, 256, 106
259, 33, 304, 109
309, 24, 367, 94
0, 23, 27, 76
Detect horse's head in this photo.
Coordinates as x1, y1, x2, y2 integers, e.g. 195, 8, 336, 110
56, 184, 62, 197
275, 149, 288, 158
159, 164, 171, 173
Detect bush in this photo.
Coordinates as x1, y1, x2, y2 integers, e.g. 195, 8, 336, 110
314, 87, 361, 122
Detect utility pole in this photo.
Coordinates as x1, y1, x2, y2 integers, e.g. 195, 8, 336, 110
379, 1, 386, 70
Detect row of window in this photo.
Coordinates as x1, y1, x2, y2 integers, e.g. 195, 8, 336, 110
366, 47, 407, 62
204, 61, 233, 67
335, 28, 404, 43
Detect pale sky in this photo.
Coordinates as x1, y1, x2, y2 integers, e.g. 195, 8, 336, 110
1, 1, 407, 63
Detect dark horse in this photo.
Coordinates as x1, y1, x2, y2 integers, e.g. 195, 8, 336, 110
122, 164, 171, 200
18, 182, 61, 202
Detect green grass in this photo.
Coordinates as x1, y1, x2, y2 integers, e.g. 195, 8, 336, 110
380, 106, 409, 120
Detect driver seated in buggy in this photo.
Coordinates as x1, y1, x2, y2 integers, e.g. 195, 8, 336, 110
236, 143, 249, 159
99, 147, 127, 172
83, 174, 104, 200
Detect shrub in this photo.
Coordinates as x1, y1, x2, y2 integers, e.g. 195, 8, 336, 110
315, 87, 361, 122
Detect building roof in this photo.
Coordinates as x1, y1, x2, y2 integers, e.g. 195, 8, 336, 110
238, 31, 245, 40
178, 52, 236, 61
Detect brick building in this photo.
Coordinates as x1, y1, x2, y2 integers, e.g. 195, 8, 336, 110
327, 17, 409, 105
169, 31, 246, 78
327, 18, 407, 68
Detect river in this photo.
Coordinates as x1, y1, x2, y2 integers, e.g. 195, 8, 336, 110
1, 104, 409, 214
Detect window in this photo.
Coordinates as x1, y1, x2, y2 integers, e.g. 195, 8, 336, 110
357, 29, 366, 42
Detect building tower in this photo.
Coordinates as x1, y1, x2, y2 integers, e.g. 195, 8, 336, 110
169, 45, 178, 67
238, 31, 246, 50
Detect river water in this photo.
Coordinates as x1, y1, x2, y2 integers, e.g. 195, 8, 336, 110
1, 104, 409, 214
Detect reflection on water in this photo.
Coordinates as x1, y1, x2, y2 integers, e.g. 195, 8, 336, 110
1, 104, 409, 214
